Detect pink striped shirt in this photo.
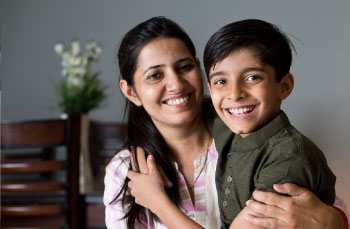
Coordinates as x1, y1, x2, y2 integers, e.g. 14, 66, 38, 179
104, 141, 221, 228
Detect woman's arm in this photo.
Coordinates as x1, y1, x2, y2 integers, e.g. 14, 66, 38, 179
127, 154, 204, 229
103, 151, 130, 228
244, 183, 348, 229
104, 150, 150, 228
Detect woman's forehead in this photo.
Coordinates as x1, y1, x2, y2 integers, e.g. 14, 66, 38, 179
137, 38, 192, 67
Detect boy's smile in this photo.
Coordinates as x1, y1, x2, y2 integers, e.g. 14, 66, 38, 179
208, 48, 293, 138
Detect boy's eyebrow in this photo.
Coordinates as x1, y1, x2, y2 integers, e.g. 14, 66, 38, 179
209, 67, 267, 79
209, 71, 223, 80
241, 67, 267, 74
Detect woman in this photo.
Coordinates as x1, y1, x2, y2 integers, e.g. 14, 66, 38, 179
104, 16, 349, 228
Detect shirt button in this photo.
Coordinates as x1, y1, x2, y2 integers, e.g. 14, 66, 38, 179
226, 176, 232, 183
225, 188, 230, 195
223, 200, 228, 208
188, 213, 194, 218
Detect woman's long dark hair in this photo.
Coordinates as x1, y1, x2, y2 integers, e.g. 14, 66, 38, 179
113, 16, 197, 227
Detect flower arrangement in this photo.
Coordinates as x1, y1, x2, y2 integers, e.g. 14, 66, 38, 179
54, 40, 106, 114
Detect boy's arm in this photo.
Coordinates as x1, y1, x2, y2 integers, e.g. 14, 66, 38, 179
253, 142, 336, 205
228, 140, 337, 229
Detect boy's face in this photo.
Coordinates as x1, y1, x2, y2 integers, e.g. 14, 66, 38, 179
208, 48, 293, 138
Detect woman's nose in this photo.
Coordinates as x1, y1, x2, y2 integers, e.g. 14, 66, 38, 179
166, 71, 185, 92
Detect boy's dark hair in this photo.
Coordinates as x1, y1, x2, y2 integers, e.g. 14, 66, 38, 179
204, 19, 294, 82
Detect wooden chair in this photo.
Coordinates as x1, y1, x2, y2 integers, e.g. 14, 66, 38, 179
84, 121, 127, 228
1, 116, 82, 229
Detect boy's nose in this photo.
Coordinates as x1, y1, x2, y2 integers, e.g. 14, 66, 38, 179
228, 82, 244, 101
166, 71, 186, 92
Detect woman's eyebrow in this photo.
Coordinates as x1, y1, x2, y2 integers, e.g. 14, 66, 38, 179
175, 57, 193, 64
143, 64, 165, 74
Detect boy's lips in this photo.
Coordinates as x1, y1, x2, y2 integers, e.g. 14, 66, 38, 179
224, 105, 256, 119
163, 93, 192, 106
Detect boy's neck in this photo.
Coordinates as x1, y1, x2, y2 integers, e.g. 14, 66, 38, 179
238, 110, 282, 138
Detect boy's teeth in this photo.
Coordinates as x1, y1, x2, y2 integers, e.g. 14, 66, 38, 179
166, 96, 188, 105
228, 106, 253, 115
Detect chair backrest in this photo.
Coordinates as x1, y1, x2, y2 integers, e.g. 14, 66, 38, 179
88, 121, 127, 190
82, 121, 126, 228
1, 116, 82, 229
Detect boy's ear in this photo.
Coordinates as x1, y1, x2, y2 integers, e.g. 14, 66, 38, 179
279, 73, 294, 100
119, 79, 142, 106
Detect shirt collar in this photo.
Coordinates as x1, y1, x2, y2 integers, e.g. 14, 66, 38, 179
231, 111, 291, 152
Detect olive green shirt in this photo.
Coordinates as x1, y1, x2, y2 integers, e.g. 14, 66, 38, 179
203, 100, 336, 229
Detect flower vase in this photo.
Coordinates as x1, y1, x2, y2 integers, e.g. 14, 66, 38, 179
79, 113, 94, 194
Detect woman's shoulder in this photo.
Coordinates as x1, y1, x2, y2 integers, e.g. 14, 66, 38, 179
105, 148, 132, 177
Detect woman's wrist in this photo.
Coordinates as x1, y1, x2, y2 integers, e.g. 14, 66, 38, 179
149, 189, 171, 215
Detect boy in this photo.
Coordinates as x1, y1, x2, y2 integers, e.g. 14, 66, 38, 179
203, 19, 336, 228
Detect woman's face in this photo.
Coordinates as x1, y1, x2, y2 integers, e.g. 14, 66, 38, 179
124, 38, 204, 130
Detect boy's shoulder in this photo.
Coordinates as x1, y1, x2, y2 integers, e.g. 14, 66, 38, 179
267, 117, 326, 161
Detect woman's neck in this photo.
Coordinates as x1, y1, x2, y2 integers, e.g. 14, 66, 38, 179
155, 112, 210, 163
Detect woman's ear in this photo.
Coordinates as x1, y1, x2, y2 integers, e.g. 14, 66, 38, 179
195, 57, 200, 67
279, 73, 294, 100
119, 79, 142, 106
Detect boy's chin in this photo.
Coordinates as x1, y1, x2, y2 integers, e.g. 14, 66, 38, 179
227, 125, 255, 138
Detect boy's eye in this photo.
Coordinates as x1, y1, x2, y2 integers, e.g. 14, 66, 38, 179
214, 79, 226, 85
246, 75, 261, 81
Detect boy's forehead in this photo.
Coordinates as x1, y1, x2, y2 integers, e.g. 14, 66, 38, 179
211, 48, 265, 72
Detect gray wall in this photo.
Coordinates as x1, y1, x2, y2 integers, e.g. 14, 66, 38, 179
2, 0, 349, 207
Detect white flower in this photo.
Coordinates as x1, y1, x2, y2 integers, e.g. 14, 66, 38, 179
67, 75, 84, 87
71, 40, 81, 56
54, 43, 64, 54
95, 45, 102, 55
61, 68, 68, 77
69, 56, 81, 66
86, 41, 102, 56
76, 67, 86, 76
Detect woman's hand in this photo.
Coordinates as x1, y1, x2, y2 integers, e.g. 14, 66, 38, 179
127, 153, 167, 211
244, 183, 344, 229
127, 147, 203, 229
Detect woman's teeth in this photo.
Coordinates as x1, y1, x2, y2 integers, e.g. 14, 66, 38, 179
166, 96, 189, 105
228, 106, 253, 115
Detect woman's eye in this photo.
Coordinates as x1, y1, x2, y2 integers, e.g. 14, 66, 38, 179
178, 64, 194, 73
147, 72, 162, 80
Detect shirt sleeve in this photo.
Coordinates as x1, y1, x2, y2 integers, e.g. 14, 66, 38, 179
253, 136, 336, 205
334, 196, 350, 228
103, 149, 131, 229
103, 149, 152, 229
